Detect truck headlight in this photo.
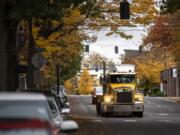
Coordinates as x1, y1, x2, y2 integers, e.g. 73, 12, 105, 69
104, 95, 113, 103
135, 98, 143, 103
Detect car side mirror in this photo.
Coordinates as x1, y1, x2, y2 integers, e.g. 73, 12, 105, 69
60, 120, 79, 133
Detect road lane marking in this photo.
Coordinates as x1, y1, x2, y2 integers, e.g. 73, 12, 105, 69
92, 119, 102, 122
158, 113, 168, 116
157, 120, 171, 123
124, 120, 137, 122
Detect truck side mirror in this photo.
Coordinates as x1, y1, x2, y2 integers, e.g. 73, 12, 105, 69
100, 77, 102, 85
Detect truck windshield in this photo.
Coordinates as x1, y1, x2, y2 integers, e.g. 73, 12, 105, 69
110, 75, 135, 83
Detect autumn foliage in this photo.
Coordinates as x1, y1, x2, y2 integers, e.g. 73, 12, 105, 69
78, 69, 93, 95
144, 10, 180, 71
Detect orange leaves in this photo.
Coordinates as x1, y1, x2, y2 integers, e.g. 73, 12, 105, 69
143, 10, 180, 70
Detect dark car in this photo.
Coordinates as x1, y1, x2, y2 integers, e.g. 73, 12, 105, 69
92, 86, 103, 104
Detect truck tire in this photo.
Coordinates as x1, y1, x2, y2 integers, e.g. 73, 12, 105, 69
96, 102, 101, 114
100, 111, 110, 117
137, 112, 143, 118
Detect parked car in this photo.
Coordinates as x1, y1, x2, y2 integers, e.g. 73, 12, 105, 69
47, 96, 63, 128
0, 92, 52, 122
0, 118, 59, 135
0, 92, 79, 134
20, 90, 63, 112
91, 86, 103, 104
51, 86, 70, 114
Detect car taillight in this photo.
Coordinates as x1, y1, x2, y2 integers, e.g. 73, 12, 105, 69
0, 119, 51, 129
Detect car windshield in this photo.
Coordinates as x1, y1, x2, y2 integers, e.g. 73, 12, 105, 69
0, 129, 49, 135
95, 87, 103, 95
0, 101, 50, 120
110, 75, 135, 83
47, 98, 60, 118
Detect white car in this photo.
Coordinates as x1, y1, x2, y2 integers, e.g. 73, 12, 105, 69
0, 92, 79, 134
92, 86, 103, 104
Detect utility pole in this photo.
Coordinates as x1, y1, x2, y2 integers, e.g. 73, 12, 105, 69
56, 65, 60, 95
103, 61, 107, 95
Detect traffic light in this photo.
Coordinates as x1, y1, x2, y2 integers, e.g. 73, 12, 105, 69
115, 46, 118, 54
120, 1, 130, 19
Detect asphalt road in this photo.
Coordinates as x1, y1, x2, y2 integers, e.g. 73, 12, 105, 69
68, 95, 180, 135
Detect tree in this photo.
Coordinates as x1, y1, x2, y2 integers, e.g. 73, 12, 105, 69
64, 79, 74, 94
0, 0, 19, 91
84, 0, 158, 39
0, 0, 98, 90
143, 10, 180, 74
0, 0, 160, 90
122, 48, 167, 91
83, 52, 107, 69
161, 0, 180, 14
64, 76, 78, 94
78, 69, 93, 94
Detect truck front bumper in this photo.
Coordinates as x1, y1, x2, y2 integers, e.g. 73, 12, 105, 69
101, 103, 144, 113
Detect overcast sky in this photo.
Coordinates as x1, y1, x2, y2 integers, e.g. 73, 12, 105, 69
83, 26, 148, 64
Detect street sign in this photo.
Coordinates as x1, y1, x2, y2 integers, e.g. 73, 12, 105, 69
172, 68, 177, 78
32, 53, 47, 69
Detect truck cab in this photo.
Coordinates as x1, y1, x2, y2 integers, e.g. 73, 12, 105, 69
96, 64, 144, 117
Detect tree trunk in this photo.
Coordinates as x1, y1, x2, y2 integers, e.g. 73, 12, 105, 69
27, 18, 35, 89
0, 1, 18, 91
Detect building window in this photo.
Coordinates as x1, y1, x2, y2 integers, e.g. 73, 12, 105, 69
115, 46, 118, 54
85, 45, 89, 53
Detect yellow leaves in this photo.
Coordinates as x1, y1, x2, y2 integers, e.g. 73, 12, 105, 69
124, 50, 165, 85
64, 79, 74, 94
131, 0, 157, 25
78, 69, 93, 94
63, 7, 82, 26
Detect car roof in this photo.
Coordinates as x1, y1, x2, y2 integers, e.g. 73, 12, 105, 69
0, 92, 47, 101
20, 90, 54, 96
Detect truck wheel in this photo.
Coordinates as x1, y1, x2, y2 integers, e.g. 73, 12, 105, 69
101, 111, 110, 117
137, 112, 143, 118
96, 102, 101, 114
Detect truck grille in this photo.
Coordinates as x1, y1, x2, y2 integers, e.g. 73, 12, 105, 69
116, 92, 132, 104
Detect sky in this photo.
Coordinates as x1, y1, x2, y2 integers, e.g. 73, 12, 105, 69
83, 26, 148, 64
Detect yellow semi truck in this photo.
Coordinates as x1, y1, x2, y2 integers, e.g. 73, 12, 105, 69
96, 64, 144, 117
